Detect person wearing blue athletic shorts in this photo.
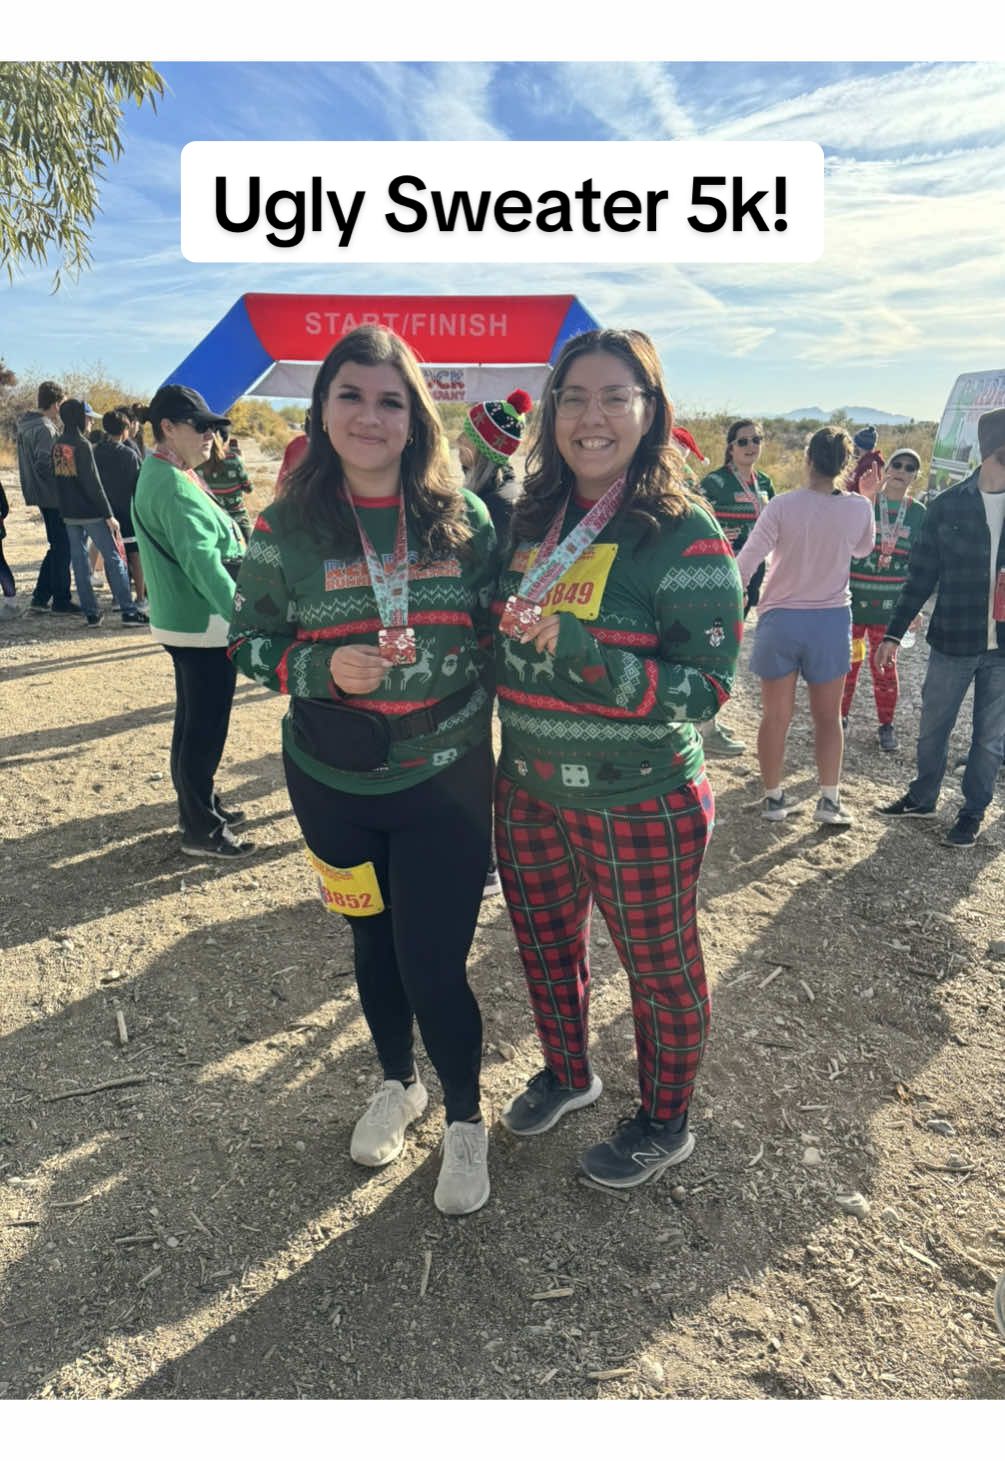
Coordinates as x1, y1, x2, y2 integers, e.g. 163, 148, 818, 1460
737, 428, 875, 827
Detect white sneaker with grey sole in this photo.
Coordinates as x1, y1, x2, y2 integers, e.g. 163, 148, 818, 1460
350, 1077, 428, 1167
434, 1119, 490, 1215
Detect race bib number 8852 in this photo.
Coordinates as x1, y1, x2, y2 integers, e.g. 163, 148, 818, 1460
306, 849, 384, 916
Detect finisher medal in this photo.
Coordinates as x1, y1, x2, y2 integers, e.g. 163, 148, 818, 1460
502, 475, 626, 640
378, 626, 417, 665
500, 595, 543, 639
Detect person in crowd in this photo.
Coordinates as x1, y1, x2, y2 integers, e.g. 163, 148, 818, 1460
670, 424, 710, 486
132, 384, 252, 860
229, 326, 498, 1216
51, 399, 148, 629
457, 386, 533, 897
736, 426, 875, 826
116, 404, 146, 465
94, 410, 146, 608
275, 410, 310, 496
848, 424, 885, 495
16, 380, 79, 615
842, 449, 926, 751
493, 327, 742, 1190
876, 408, 1005, 848
698, 419, 776, 756
0, 480, 16, 601
197, 425, 254, 542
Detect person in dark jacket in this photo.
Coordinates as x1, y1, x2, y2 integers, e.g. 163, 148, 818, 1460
51, 399, 148, 628
94, 410, 145, 606
15, 379, 80, 614
876, 408, 1005, 847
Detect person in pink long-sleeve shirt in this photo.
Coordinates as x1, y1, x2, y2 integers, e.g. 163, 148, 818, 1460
736, 427, 876, 827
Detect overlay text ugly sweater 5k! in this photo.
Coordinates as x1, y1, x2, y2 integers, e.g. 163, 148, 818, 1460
228, 490, 498, 795
495, 496, 744, 808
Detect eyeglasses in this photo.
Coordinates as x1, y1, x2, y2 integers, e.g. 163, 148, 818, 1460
889, 460, 919, 473
553, 386, 649, 418
734, 435, 763, 447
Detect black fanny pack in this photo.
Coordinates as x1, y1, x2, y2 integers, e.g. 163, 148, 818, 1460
289, 683, 477, 773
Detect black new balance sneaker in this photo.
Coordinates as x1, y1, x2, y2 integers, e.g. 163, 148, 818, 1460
579, 1108, 694, 1189
501, 1068, 602, 1137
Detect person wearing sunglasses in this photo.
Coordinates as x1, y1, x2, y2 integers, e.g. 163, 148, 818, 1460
493, 328, 742, 1190
876, 409, 1005, 848
843, 449, 927, 751
698, 420, 775, 756
132, 384, 253, 859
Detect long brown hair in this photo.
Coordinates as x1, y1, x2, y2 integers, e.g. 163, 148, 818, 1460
281, 326, 472, 560
511, 328, 696, 547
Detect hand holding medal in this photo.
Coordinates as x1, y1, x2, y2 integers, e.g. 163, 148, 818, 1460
501, 474, 626, 641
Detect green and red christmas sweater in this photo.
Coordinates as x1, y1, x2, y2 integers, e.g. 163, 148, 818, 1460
495, 492, 744, 808
850, 493, 926, 626
698, 467, 775, 552
228, 489, 497, 794
198, 447, 253, 528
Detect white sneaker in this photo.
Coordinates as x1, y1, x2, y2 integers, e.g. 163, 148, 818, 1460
434, 1119, 490, 1215
762, 793, 789, 821
814, 795, 852, 826
482, 867, 502, 898
349, 1077, 428, 1167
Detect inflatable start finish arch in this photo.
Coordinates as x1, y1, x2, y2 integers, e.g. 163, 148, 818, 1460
162, 293, 601, 412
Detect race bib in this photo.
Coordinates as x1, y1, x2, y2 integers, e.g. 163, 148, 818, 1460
509, 543, 618, 621
306, 850, 384, 916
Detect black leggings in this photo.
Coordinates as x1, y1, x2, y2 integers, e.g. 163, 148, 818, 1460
164, 645, 237, 840
284, 742, 492, 1122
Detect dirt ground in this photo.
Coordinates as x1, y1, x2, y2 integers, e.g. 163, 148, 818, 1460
1, 443, 1004, 1402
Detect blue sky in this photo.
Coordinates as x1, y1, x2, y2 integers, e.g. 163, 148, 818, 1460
3, 60, 1004, 421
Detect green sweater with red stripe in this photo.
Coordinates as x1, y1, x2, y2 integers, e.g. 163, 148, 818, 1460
698, 467, 775, 552
850, 493, 927, 625
495, 493, 743, 808
228, 490, 497, 794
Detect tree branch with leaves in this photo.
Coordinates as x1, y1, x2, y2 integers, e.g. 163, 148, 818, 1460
0, 62, 165, 289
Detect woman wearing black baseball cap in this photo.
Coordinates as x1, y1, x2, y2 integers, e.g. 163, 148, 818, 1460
132, 384, 253, 858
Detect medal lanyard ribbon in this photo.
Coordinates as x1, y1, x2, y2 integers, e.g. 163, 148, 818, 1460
344, 490, 410, 628
730, 465, 763, 517
878, 491, 909, 557
516, 475, 626, 605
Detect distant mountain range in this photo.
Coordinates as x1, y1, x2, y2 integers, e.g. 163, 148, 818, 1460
777, 406, 913, 425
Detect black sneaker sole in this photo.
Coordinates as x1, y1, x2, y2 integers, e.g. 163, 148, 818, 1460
501, 1075, 603, 1137
877, 805, 936, 818
579, 1130, 695, 1189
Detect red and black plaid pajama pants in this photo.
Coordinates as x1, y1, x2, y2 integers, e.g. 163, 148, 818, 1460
494, 771, 714, 1124
841, 622, 899, 724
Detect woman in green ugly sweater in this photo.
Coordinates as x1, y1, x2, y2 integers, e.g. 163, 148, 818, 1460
229, 327, 498, 1217
698, 418, 775, 756
841, 448, 926, 751
493, 328, 743, 1190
